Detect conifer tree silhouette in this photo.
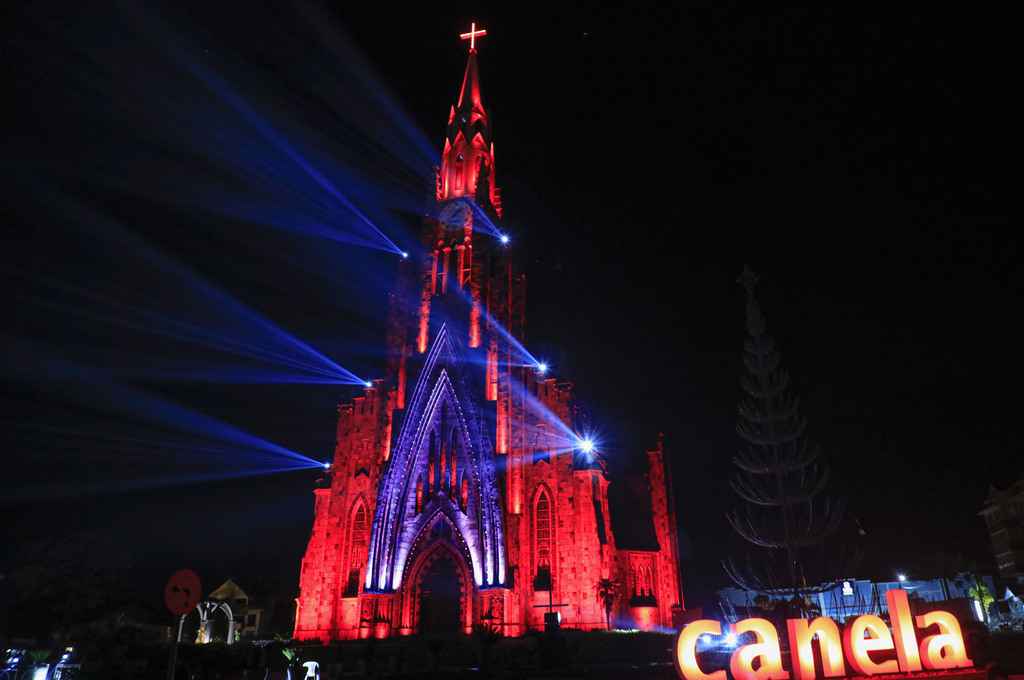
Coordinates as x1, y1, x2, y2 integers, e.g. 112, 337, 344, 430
724, 267, 853, 604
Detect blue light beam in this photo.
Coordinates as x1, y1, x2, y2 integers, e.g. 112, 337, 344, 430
3, 337, 323, 470
11, 196, 371, 386
162, 34, 405, 256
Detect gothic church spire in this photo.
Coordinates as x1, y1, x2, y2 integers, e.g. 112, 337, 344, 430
437, 22, 501, 216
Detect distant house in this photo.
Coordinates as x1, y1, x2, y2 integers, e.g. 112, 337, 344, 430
980, 478, 1024, 582
207, 580, 261, 640
186, 580, 293, 643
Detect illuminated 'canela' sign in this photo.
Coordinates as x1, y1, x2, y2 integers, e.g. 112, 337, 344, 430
676, 589, 971, 680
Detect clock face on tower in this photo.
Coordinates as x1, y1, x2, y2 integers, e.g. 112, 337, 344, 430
438, 199, 471, 231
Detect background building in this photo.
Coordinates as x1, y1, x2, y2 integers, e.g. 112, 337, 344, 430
980, 478, 1024, 583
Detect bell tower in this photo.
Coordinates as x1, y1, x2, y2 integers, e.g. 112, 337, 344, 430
436, 22, 502, 216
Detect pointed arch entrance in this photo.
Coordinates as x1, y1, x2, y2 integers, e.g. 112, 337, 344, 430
401, 534, 475, 635
418, 549, 461, 633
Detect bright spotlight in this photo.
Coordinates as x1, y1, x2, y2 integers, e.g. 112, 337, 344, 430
499, 234, 510, 245
536, 362, 548, 375
897, 573, 907, 582
700, 634, 712, 645
579, 438, 595, 455
364, 381, 373, 388
724, 631, 737, 647
400, 251, 409, 259
322, 462, 331, 470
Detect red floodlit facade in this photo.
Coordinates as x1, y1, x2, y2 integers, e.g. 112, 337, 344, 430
294, 27, 683, 641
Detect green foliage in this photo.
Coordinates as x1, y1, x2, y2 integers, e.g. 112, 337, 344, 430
967, 582, 994, 610
29, 650, 50, 664
954, 571, 994, 623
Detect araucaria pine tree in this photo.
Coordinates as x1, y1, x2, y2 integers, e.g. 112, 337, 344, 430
724, 267, 848, 603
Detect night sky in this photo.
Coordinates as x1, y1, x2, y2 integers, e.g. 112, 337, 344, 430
4, 4, 1019, 623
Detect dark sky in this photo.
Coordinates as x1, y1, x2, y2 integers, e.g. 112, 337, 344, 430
3, 4, 1020, 622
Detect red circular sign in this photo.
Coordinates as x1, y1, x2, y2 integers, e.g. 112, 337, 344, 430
164, 569, 202, 616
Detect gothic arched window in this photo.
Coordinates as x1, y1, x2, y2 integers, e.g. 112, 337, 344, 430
344, 502, 369, 597
533, 489, 553, 591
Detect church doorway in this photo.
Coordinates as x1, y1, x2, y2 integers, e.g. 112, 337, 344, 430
418, 551, 461, 633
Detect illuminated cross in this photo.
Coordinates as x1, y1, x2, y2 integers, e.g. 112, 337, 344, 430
460, 22, 487, 51
533, 589, 568, 615
532, 587, 568, 631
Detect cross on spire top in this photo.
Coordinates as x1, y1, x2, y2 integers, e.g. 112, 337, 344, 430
460, 22, 487, 51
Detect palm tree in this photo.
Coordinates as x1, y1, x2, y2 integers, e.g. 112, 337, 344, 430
595, 578, 620, 631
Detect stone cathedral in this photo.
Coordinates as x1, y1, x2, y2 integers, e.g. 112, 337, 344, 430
294, 25, 684, 641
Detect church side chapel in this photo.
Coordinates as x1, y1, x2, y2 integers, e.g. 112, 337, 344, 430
294, 24, 684, 641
